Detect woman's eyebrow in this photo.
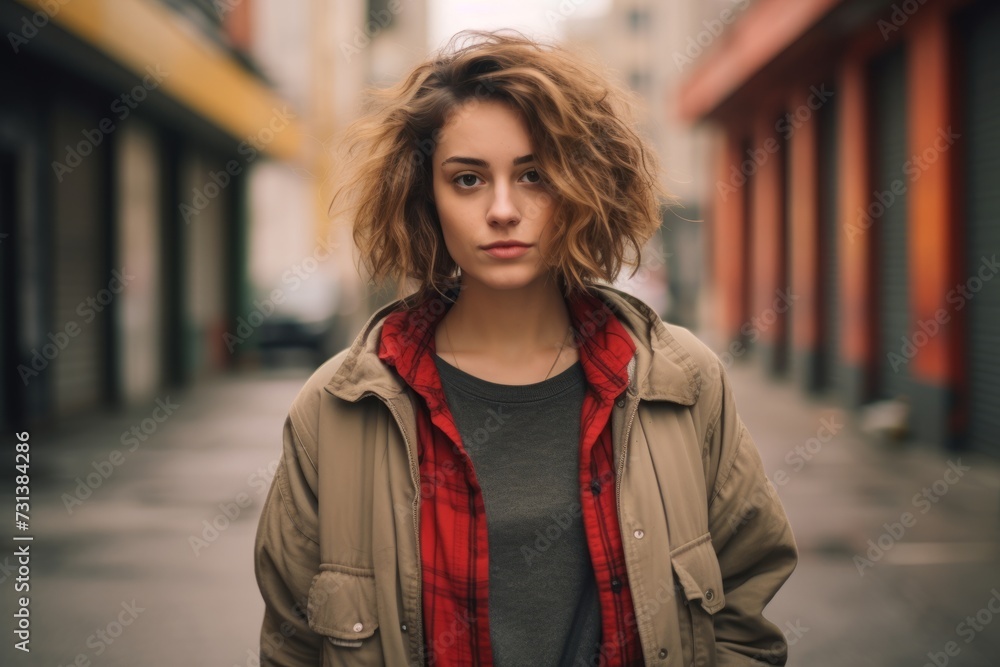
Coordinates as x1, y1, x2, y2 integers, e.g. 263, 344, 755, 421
440, 154, 535, 168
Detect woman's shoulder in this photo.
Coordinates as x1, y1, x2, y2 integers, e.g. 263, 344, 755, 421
285, 347, 355, 432
653, 320, 731, 413
596, 284, 726, 398
658, 321, 723, 370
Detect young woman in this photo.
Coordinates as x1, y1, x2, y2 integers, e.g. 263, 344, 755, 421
254, 30, 797, 667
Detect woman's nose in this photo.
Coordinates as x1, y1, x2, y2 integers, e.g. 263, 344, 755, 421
486, 182, 521, 225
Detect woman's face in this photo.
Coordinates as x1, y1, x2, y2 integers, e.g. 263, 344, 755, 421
431, 98, 557, 292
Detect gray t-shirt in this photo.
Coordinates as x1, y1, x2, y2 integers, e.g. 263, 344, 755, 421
433, 353, 602, 667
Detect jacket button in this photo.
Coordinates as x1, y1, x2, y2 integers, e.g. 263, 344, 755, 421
705, 588, 715, 601
658, 648, 668, 659
633, 529, 644, 539
353, 622, 364, 632
401, 623, 408, 632
610, 578, 622, 593
616, 397, 625, 408
590, 479, 601, 495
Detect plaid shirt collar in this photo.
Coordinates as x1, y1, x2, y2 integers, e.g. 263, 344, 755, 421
376, 283, 636, 408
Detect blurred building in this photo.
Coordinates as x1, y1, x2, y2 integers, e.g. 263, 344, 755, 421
565, 2, 712, 327
243, 0, 428, 364
677, 0, 999, 455
0, 0, 303, 430
0, 0, 434, 433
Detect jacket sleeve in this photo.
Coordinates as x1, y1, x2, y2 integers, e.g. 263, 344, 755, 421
254, 413, 324, 666
704, 355, 798, 665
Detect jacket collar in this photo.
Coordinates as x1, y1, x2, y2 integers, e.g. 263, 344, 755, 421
324, 283, 700, 406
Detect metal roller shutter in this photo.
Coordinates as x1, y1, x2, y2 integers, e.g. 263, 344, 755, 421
50, 102, 109, 415
183, 151, 229, 376
964, 3, 1000, 455
117, 121, 164, 401
0, 151, 16, 427
871, 46, 911, 402
818, 92, 840, 394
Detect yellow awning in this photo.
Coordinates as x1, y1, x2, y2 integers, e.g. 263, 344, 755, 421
16, 0, 301, 159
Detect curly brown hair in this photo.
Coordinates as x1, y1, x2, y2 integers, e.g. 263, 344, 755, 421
328, 28, 671, 300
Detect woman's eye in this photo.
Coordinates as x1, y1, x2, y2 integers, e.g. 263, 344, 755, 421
453, 171, 541, 188
455, 174, 481, 188
521, 169, 541, 184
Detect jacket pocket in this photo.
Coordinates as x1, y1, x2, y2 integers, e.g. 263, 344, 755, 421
670, 533, 725, 667
306, 563, 383, 660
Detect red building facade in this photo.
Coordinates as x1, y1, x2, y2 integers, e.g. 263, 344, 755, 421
680, 0, 999, 455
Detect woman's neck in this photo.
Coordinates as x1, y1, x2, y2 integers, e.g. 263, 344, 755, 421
434, 277, 578, 374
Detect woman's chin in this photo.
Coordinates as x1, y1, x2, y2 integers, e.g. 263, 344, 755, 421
460, 271, 550, 293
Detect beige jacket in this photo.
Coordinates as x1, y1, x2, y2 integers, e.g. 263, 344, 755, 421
254, 284, 798, 666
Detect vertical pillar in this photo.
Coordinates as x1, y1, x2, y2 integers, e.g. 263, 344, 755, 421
712, 129, 749, 347
749, 111, 788, 375
838, 52, 875, 407
787, 86, 822, 391
906, 8, 962, 446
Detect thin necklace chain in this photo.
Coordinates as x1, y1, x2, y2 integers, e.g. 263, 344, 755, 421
443, 316, 573, 382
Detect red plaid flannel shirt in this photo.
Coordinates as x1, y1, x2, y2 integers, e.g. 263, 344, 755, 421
377, 286, 644, 667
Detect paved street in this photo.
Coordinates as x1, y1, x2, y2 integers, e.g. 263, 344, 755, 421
3, 352, 999, 666
730, 361, 1000, 666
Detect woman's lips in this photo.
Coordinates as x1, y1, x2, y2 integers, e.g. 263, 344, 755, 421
482, 244, 531, 259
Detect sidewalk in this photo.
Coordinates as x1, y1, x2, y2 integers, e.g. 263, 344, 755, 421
2, 365, 313, 667
3, 355, 999, 666
724, 358, 1000, 666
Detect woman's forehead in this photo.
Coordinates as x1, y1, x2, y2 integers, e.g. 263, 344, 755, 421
435, 100, 532, 157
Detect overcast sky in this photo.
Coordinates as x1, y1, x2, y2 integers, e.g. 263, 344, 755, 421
428, 0, 612, 50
